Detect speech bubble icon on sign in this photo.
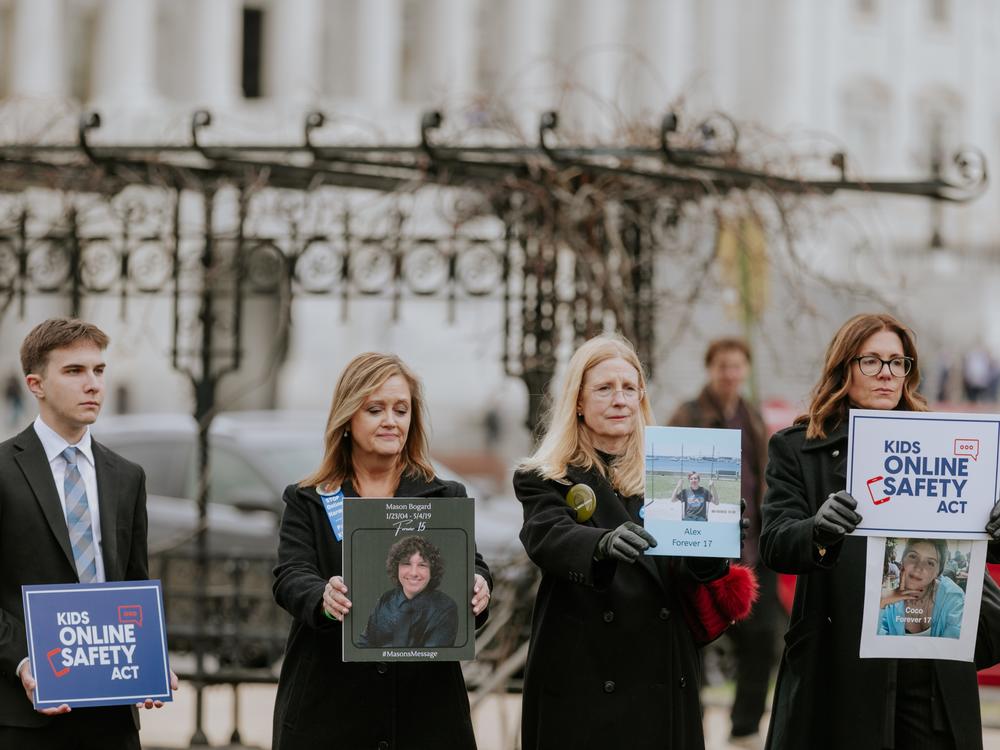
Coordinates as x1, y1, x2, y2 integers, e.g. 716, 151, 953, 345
954, 439, 980, 461
118, 604, 142, 627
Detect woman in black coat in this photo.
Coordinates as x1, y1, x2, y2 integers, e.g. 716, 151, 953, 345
515, 334, 755, 750
760, 312, 996, 750
272, 353, 492, 750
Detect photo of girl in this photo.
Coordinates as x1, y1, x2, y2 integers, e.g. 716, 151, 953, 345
877, 537, 969, 639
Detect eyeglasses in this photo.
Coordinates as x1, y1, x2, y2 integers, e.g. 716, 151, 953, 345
852, 355, 912, 378
586, 384, 645, 403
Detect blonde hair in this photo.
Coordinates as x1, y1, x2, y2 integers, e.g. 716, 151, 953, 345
520, 334, 653, 496
300, 353, 435, 489
798, 313, 928, 439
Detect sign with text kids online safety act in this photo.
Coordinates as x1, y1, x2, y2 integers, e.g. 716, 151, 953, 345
642, 425, 741, 558
22, 581, 172, 710
342, 497, 475, 662
846, 409, 1000, 539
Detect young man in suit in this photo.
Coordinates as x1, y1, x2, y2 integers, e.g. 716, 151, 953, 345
0, 317, 177, 749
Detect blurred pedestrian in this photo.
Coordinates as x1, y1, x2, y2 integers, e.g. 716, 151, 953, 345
961, 344, 996, 403
668, 337, 780, 746
271, 352, 492, 750
515, 334, 756, 750
4, 372, 23, 428
760, 313, 992, 749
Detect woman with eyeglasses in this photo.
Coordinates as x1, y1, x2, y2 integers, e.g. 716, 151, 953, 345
878, 539, 963, 638
760, 313, 994, 750
514, 334, 755, 750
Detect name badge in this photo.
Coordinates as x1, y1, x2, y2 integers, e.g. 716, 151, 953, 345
318, 484, 344, 542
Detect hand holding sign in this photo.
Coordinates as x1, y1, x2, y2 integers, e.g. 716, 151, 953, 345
986, 499, 1000, 542
323, 575, 352, 622
471, 574, 490, 616
18, 661, 70, 715
136, 669, 178, 709
813, 491, 863, 548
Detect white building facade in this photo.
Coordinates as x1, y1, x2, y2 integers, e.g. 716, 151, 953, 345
0, 0, 996, 456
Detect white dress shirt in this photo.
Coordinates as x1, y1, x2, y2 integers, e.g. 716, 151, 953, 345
17, 418, 109, 679
33, 415, 107, 582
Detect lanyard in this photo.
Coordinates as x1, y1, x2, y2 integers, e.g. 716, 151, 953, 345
317, 484, 344, 542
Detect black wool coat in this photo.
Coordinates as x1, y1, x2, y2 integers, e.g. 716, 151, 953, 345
0, 425, 148, 738
271, 474, 491, 750
515, 464, 706, 750
760, 423, 985, 750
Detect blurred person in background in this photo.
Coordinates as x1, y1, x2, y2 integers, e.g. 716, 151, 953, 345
515, 334, 756, 750
271, 353, 492, 750
668, 337, 779, 747
4, 372, 23, 428
760, 313, 999, 750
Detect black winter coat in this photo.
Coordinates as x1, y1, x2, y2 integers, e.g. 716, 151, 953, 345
515, 464, 706, 750
760, 423, 984, 750
271, 473, 492, 750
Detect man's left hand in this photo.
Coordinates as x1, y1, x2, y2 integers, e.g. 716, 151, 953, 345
137, 669, 179, 709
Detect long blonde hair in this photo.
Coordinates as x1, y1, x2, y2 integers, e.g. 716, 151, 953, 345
798, 313, 928, 439
300, 353, 435, 489
520, 334, 654, 496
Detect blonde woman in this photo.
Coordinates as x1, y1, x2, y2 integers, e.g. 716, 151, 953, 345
271, 353, 491, 750
514, 334, 754, 750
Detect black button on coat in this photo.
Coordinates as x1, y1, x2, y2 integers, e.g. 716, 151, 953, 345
760, 423, 986, 750
271, 474, 492, 750
515, 464, 705, 750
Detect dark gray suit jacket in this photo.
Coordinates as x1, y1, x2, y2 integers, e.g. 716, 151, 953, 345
0, 424, 148, 730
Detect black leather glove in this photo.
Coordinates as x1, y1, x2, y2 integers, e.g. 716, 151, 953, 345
596, 521, 657, 563
686, 555, 730, 582
813, 490, 862, 548
740, 498, 749, 549
986, 499, 1000, 541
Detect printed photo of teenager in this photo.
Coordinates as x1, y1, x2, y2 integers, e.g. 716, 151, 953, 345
877, 537, 970, 639
358, 535, 459, 648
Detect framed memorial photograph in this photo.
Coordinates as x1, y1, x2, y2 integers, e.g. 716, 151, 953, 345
342, 497, 475, 662
642, 425, 742, 558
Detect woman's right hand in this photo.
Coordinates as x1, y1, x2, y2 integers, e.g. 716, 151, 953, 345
323, 576, 352, 621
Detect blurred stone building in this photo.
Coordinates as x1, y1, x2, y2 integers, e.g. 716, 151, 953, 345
0, 0, 995, 458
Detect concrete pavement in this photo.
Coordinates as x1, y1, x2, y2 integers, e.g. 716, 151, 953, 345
140, 680, 1000, 750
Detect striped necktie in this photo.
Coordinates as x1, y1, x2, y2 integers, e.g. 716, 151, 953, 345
62, 447, 98, 583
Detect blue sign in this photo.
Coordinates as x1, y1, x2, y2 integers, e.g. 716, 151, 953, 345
22, 580, 172, 709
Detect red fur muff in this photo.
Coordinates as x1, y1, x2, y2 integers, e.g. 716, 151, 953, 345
682, 563, 760, 645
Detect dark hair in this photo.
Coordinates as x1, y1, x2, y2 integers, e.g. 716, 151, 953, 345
704, 337, 752, 368
902, 538, 949, 578
797, 313, 927, 439
20, 318, 110, 376
385, 536, 445, 592
688, 472, 700, 480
